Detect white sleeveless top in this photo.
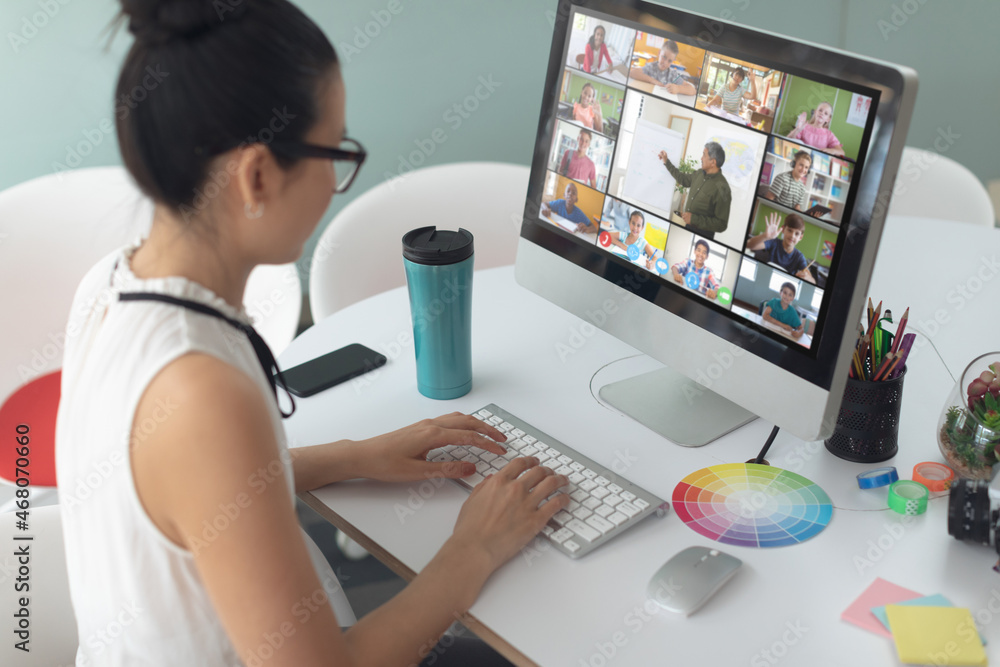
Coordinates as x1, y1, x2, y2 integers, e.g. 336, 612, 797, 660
56, 245, 354, 667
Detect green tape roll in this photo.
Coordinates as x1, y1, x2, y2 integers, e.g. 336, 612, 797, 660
888, 480, 929, 515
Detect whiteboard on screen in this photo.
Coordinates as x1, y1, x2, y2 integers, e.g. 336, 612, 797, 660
621, 119, 684, 212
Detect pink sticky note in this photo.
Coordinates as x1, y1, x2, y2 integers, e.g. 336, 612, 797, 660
841, 578, 922, 638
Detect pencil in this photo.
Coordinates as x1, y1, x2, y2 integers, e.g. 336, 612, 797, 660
890, 307, 909, 354
872, 352, 895, 381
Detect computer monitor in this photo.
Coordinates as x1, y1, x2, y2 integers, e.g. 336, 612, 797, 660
515, 0, 917, 445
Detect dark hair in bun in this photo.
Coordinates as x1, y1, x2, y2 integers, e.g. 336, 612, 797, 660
115, 0, 338, 215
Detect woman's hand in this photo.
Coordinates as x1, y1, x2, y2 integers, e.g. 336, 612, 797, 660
356, 413, 508, 483
450, 457, 570, 571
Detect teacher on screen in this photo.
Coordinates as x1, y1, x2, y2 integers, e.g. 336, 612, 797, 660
659, 141, 732, 240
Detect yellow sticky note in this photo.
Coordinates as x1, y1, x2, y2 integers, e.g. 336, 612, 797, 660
886, 605, 987, 666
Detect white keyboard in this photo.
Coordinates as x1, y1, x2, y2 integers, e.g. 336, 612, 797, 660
428, 404, 669, 559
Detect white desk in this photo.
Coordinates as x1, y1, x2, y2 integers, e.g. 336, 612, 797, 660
282, 216, 1000, 666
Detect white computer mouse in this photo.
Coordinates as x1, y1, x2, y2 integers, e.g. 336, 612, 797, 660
646, 546, 742, 616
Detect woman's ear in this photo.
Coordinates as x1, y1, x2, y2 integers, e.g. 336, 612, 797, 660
233, 143, 272, 213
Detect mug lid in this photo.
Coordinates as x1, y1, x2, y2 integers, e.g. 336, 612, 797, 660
402, 226, 474, 265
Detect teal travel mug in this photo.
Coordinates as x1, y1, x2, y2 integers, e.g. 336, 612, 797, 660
402, 227, 474, 399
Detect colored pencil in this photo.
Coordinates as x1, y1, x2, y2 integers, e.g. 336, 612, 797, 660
890, 307, 909, 355
886, 333, 915, 380
872, 352, 895, 381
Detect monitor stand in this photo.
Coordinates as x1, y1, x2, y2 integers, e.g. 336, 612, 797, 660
597, 364, 757, 447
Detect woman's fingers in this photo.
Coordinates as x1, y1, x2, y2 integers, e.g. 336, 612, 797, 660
528, 474, 569, 503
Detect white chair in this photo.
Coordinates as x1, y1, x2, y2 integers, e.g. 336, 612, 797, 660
0, 167, 301, 512
887, 147, 995, 225
0, 506, 77, 666
309, 161, 530, 321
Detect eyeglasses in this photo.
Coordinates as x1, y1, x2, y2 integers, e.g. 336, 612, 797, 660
269, 137, 367, 193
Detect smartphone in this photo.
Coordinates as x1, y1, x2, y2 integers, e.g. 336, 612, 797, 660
280, 343, 387, 397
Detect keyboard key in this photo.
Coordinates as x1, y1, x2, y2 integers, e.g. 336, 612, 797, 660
608, 511, 628, 526
452, 447, 469, 458
586, 515, 614, 535
507, 439, 526, 451
582, 497, 602, 510
545, 447, 561, 458
502, 449, 518, 460
634, 498, 650, 510
566, 499, 581, 512
563, 540, 580, 554
595, 476, 610, 486
608, 483, 623, 494
582, 469, 598, 479
604, 494, 623, 507
621, 491, 636, 502
511, 428, 525, 438
566, 519, 601, 543
555, 465, 573, 476
568, 472, 585, 485
492, 458, 509, 471
570, 489, 589, 503
579, 479, 597, 492
558, 455, 572, 465
520, 445, 538, 457
552, 510, 573, 526
488, 416, 503, 425
477, 409, 492, 418
552, 528, 574, 544
479, 451, 498, 463
591, 486, 611, 500
475, 461, 491, 474
570, 462, 586, 472
534, 450, 551, 462
499, 421, 514, 432
572, 507, 593, 521
618, 501, 640, 518
534, 441, 548, 451
461, 454, 478, 465
465, 472, 486, 486
542, 459, 560, 470
541, 525, 555, 537
594, 504, 614, 518
473, 414, 485, 421
521, 435, 537, 445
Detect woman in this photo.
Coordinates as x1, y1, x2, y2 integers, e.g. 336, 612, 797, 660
55, 1, 568, 665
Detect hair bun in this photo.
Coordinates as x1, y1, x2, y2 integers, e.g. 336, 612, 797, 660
122, 0, 247, 45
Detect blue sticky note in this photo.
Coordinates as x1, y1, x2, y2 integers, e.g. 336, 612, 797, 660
873, 595, 987, 645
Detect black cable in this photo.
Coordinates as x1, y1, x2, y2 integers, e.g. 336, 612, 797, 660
754, 425, 780, 464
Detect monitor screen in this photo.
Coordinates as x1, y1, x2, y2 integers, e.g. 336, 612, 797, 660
517, 0, 916, 442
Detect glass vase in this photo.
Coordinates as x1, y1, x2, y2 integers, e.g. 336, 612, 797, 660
937, 352, 1000, 481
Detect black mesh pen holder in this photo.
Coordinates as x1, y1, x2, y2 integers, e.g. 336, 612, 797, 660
825, 368, 906, 463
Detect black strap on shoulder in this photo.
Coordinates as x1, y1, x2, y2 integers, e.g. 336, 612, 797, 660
118, 292, 296, 418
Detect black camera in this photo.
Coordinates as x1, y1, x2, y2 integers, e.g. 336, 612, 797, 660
948, 477, 1000, 552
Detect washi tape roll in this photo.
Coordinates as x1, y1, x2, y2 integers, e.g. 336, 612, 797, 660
912, 462, 954, 492
857, 466, 899, 489
888, 480, 929, 516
